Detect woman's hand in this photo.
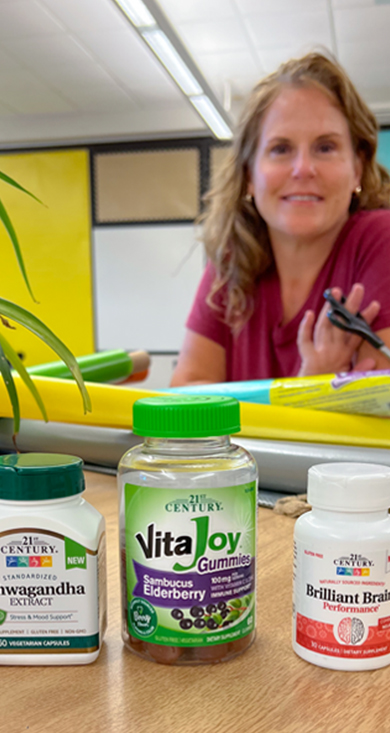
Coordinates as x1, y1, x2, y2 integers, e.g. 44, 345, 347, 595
297, 283, 380, 377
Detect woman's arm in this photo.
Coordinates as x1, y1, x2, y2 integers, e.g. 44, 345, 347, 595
170, 330, 227, 386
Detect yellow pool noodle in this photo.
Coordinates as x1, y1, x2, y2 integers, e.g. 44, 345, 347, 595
1, 374, 390, 449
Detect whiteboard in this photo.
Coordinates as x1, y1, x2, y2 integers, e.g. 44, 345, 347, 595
93, 224, 205, 352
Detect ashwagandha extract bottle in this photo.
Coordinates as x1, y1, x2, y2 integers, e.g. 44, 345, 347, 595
293, 462, 390, 671
118, 395, 258, 665
0, 453, 107, 665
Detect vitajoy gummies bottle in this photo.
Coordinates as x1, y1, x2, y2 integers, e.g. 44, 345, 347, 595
118, 395, 258, 665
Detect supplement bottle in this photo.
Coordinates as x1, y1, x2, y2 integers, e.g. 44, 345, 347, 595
293, 462, 390, 671
0, 453, 107, 665
118, 395, 258, 665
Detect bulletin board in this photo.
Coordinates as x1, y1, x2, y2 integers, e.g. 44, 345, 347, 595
94, 148, 200, 223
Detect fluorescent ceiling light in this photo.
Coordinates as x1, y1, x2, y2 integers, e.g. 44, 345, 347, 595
142, 29, 203, 96
112, 0, 234, 139
113, 0, 156, 28
189, 95, 233, 140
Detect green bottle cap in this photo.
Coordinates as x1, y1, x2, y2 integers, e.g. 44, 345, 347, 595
0, 454, 84, 501
132, 395, 240, 438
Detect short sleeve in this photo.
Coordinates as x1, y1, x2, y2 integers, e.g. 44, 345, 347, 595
186, 262, 230, 348
353, 211, 390, 331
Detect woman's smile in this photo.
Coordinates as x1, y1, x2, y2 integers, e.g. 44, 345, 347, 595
281, 194, 323, 203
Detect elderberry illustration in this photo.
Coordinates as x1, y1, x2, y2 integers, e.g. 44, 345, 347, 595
170, 594, 253, 632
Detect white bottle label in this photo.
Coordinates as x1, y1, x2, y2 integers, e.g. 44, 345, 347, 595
294, 538, 390, 660
0, 529, 103, 655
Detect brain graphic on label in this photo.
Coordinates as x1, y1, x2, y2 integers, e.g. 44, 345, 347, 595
338, 617, 365, 645
293, 462, 390, 671
118, 396, 258, 665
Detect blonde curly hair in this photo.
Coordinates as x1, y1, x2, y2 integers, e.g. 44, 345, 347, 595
202, 52, 390, 332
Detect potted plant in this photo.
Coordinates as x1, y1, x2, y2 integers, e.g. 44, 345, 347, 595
0, 170, 90, 436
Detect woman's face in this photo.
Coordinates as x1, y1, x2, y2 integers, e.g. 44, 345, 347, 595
247, 85, 362, 246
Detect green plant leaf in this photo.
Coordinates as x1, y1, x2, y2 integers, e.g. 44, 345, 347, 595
0, 171, 44, 205
0, 298, 91, 414
0, 197, 36, 302
0, 341, 20, 435
0, 331, 48, 423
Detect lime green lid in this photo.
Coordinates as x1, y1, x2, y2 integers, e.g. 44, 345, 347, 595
0, 453, 84, 501
132, 395, 240, 438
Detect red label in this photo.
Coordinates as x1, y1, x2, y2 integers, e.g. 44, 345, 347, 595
296, 613, 390, 659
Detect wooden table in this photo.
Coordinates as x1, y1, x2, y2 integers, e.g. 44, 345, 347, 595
3, 471, 390, 733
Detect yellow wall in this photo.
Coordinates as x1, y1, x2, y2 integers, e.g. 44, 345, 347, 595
0, 149, 94, 365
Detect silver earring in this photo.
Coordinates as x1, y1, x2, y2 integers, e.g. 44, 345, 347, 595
355, 185, 362, 195
244, 193, 253, 202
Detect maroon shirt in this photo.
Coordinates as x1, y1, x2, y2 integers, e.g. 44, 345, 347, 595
186, 210, 390, 380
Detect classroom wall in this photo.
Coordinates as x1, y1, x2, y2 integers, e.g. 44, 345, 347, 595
0, 150, 94, 366
378, 129, 390, 172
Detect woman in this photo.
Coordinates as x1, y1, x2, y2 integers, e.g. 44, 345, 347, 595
171, 52, 390, 387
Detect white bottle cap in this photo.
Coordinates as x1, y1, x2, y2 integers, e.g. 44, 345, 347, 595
307, 462, 390, 512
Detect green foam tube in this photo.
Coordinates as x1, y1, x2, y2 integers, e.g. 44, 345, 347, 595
27, 349, 150, 384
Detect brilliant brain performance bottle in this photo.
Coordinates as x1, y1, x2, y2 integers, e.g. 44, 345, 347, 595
118, 395, 258, 665
293, 462, 390, 671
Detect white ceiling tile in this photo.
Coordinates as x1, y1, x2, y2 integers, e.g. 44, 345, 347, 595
339, 42, 390, 89
331, 0, 374, 7
361, 86, 390, 105
36, 58, 134, 94
197, 50, 262, 81
334, 5, 390, 43
0, 0, 63, 38
339, 39, 390, 69
178, 18, 248, 55
259, 47, 307, 74
0, 48, 23, 71
39, 0, 129, 32
1, 33, 93, 69
0, 101, 16, 115
57, 85, 136, 113
236, 0, 328, 11
0, 71, 74, 113
76, 28, 183, 103
196, 51, 262, 98
244, 10, 333, 50
158, 0, 236, 23
36, 59, 164, 111
230, 76, 260, 99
